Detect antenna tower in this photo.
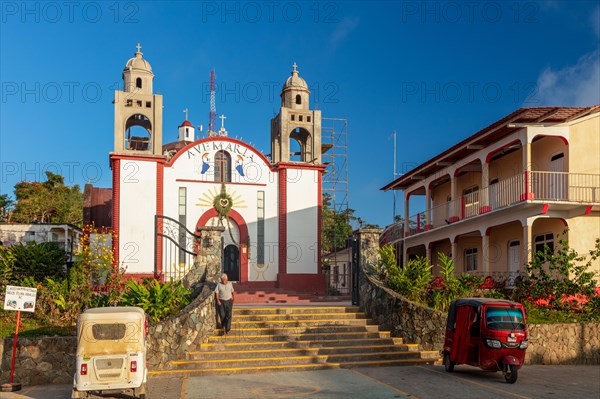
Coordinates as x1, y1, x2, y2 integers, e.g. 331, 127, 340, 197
208, 69, 217, 136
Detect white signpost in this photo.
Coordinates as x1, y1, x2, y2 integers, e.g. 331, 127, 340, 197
1, 285, 37, 392
3, 285, 37, 312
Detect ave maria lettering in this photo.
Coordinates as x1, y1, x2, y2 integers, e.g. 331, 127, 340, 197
186, 142, 255, 162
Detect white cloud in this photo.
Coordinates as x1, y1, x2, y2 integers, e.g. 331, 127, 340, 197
329, 17, 360, 50
535, 49, 600, 107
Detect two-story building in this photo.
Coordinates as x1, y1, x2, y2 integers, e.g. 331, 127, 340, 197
381, 106, 600, 284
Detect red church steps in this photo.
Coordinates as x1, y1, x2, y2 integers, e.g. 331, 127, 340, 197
233, 285, 350, 304
152, 305, 440, 376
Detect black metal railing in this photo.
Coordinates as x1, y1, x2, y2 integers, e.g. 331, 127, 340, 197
155, 215, 202, 281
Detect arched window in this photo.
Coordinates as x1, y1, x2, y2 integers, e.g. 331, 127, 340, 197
136, 78, 142, 89
214, 151, 231, 182
295, 94, 301, 105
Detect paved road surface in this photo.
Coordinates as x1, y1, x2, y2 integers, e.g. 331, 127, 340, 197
3, 365, 599, 399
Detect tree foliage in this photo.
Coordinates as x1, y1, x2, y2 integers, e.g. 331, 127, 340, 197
0, 194, 14, 222
321, 194, 356, 253
11, 172, 83, 226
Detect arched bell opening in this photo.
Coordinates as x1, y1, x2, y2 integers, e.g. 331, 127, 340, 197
125, 114, 152, 151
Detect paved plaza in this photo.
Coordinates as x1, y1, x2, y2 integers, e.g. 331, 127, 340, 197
3, 365, 599, 399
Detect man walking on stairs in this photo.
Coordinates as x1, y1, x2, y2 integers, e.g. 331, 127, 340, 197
215, 273, 235, 335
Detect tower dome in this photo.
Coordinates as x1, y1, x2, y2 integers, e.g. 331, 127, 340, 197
122, 43, 154, 94
280, 63, 310, 110
282, 63, 309, 93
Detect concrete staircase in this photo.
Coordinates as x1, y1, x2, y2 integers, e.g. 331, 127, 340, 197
234, 290, 350, 304
161, 305, 440, 375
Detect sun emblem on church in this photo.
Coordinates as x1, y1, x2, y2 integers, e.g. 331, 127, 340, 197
196, 186, 247, 213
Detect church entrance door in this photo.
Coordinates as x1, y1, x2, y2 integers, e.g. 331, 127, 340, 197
223, 244, 240, 281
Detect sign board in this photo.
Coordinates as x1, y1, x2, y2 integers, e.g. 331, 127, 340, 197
3, 286, 37, 313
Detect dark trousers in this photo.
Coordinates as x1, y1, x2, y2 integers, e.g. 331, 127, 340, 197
218, 299, 233, 332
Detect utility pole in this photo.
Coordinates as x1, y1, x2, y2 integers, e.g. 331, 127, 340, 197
393, 130, 397, 220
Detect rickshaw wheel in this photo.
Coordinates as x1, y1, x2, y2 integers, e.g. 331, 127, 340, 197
443, 352, 455, 372
503, 364, 518, 383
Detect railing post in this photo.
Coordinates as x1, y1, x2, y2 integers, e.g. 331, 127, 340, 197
521, 170, 535, 201
417, 213, 421, 233
461, 196, 465, 219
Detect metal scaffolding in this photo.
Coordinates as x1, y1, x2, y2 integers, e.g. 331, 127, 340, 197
321, 117, 350, 296
321, 117, 349, 214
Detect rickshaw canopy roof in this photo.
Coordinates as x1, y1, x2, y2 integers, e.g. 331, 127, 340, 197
446, 298, 524, 330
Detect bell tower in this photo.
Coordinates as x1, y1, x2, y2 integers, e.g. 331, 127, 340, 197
270, 63, 322, 164
113, 44, 163, 155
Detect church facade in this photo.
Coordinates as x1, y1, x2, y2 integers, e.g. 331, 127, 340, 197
110, 46, 326, 292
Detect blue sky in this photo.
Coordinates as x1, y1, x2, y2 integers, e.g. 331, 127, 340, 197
1, 0, 599, 228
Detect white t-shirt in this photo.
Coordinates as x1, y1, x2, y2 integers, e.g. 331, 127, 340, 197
215, 282, 234, 301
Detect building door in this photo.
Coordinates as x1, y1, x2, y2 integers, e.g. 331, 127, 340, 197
550, 153, 566, 200
508, 240, 520, 287
223, 244, 240, 281
489, 178, 499, 209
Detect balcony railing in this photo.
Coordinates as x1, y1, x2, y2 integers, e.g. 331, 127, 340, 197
402, 171, 599, 237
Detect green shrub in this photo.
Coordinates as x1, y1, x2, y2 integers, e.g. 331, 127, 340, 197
0, 247, 15, 286
388, 256, 432, 302
119, 279, 191, 322
515, 232, 599, 312
9, 242, 66, 282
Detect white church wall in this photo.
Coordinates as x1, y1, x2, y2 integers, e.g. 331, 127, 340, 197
119, 160, 157, 274
286, 168, 318, 274
163, 138, 280, 281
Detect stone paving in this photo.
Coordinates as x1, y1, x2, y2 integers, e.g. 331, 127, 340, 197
2, 365, 599, 399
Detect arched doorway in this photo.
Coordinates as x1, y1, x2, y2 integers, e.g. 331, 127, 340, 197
224, 245, 240, 281
196, 208, 249, 283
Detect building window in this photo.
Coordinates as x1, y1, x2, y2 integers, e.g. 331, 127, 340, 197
291, 114, 295, 121
178, 187, 187, 260
136, 78, 142, 89
465, 248, 478, 271
296, 94, 301, 104
534, 233, 554, 255
307, 116, 311, 122
257, 191, 265, 264
136, 100, 142, 107
146, 101, 151, 108
214, 151, 231, 182
299, 115, 303, 122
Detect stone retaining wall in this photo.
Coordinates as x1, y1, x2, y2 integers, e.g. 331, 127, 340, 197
525, 323, 600, 365
0, 336, 76, 385
359, 269, 447, 350
146, 283, 217, 370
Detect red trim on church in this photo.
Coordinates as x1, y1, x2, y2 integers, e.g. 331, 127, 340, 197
278, 168, 287, 277
276, 162, 327, 172
196, 208, 249, 283
317, 170, 322, 273
111, 157, 120, 267
110, 154, 166, 162
155, 162, 164, 279
166, 136, 275, 171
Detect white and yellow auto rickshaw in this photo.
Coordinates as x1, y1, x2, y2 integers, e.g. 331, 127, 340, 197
72, 307, 148, 399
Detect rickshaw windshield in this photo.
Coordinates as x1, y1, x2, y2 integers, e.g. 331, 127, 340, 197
485, 307, 526, 331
